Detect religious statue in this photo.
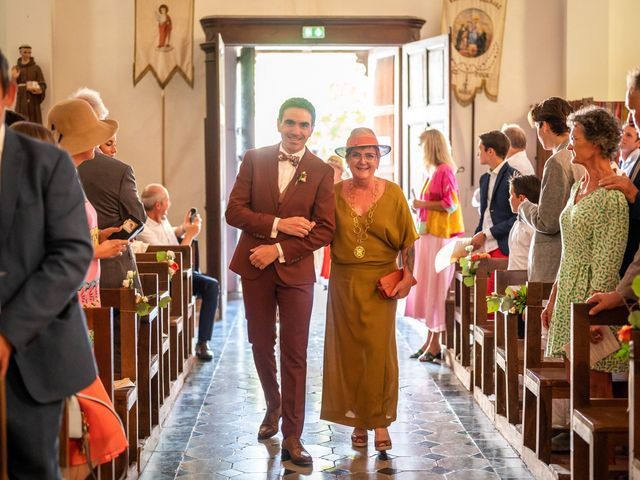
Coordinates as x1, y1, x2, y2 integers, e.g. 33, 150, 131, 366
14, 45, 46, 124
156, 4, 172, 50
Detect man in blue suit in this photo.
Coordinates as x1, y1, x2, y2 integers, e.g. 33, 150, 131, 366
0, 50, 97, 479
471, 130, 518, 257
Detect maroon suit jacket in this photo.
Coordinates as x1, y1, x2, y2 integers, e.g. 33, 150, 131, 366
226, 144, 336, 285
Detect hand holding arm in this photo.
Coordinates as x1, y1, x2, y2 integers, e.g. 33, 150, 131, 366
599, 174, 639, 204
249, 244, 280, 269
277, 217, 316, 238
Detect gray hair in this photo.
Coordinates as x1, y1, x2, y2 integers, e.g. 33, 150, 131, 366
70, 87, 109, 120
501, 123, 527, 149
567, 106, 622, 159
627, 66, 640, 92
141, 184, 168, 211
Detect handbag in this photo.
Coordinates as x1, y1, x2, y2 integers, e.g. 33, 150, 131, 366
377, 269, 417, 299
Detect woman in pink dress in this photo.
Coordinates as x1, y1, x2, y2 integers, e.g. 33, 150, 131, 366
405, 129, 465, 362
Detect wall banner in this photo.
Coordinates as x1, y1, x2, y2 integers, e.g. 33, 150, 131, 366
441, 0, 508, 106
134, 0, 194, 89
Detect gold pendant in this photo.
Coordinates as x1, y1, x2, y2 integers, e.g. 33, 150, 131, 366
354, 245, 365, 258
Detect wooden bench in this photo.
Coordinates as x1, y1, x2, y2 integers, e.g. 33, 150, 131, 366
493, 269, 528, 432
631, 329, 640, 479
145, 245, 195, 358
472, 258, 509, 400
571, 302, 629, 479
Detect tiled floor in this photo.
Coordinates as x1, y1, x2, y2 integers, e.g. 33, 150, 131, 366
140, 287, 533, 479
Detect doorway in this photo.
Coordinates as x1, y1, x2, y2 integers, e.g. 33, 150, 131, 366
200, 16, 449, 308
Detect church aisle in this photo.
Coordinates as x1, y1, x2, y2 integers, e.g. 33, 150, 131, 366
140, 286, 532, 479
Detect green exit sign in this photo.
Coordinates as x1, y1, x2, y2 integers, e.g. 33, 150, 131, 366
302, 26, 325, 39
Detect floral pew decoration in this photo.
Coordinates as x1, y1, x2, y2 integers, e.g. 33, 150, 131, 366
616, 274, 640, 361
486, 284, 527, 315
458, 245, 491, 287
155, 250, 179, 278
122, 270, 171, 316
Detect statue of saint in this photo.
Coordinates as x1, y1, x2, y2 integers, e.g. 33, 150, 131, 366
14, 45, 46, 124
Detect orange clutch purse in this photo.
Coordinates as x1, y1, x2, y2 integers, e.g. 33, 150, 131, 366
377, 269, 417, 299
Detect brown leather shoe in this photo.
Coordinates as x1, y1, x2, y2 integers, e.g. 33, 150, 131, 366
257, 407, 281, 440
281, 437, 313, 466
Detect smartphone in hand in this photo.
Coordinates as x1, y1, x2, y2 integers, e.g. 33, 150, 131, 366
189, 208, 197, 224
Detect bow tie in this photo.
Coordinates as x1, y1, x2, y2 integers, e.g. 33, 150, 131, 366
278, 153, 300, 167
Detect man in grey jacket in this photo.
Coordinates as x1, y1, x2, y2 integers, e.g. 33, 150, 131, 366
518, 97, 583, 282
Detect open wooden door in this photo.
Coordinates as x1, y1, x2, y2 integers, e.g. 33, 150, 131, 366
203, 33, 227, 313
368, 48, 401, 183
401, 34, 450, 198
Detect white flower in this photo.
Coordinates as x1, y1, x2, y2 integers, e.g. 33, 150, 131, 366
166, 250, 175, 261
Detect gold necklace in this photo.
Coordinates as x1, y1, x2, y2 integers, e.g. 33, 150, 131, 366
346, 179, 380, 258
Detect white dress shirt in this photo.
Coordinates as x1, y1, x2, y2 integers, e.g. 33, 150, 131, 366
619, 148, 640, 179
506, 150, 535, 175
481, 159, 507, 253
507, 219, 533, 270
137, 216, 179, 246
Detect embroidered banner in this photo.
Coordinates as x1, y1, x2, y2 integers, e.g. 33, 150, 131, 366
134, 0, 194, 89
441, 0, 508, 105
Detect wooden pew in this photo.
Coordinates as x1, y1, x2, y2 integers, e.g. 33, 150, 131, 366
631, 329, 640, 479
472, 258, 509, 402
145, 245, 195, 358
571, 303, 629, 479
493, 269, 528, 440
92, 294, 139, 476
446, 268, 473, 389
136, 259, 173, 402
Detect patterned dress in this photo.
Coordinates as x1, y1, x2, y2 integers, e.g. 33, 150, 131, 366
547, 184, 628, 372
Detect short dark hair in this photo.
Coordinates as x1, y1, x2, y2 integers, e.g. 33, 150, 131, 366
510, 174, 541, 204
501, 124, 527, 149
0, 50, 9, 94
278, 97, 316, 125
568, 106, 622, 160
479, 130, 510, 159
529, 97, 573, 135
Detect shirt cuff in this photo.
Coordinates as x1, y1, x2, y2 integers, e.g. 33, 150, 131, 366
275, 243, 285, 263
483, 229, 495, 242
271, 217, 280, 238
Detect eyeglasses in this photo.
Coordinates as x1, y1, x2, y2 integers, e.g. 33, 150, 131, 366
349, 152, 378, 161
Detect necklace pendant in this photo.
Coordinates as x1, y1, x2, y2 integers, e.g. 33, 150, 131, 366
354, 245, 365, 258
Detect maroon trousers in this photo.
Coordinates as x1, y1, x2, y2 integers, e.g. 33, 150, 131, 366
241, 266, 314, 439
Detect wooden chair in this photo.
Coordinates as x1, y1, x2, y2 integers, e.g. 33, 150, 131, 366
472, 258, 509, 398
493, 269, 528, 427
570, 303, 629, 480
521, 281, 568, 465
631, 329, 640, 479
136, 259, 173, 402
145, 245, 195, 358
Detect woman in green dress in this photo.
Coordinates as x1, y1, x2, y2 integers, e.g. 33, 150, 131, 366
320, 128, 419, 453
541, 106, 628, 397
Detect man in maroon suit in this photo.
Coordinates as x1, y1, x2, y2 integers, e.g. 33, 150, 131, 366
226, 97, 335, 466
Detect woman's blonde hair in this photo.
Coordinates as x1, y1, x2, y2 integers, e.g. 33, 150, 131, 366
419, 128, 456, 171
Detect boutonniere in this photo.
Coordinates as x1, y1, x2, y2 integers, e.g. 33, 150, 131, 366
296, 171, 307, 185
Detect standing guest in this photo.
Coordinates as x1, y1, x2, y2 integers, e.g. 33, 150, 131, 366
588, 65, 640, 312
405, 129, 464, 363
99, 134, 118, 158
599, 68, 640, 277
138, 184, 219, 361
319, 155, 347, 282
73, 88, 146, 289
47, 98, 129, 474
471, 130, 517, 257
501, 123, 536, 175
13, 45, 46, 124
321, 128, 418, 453
520, 97, 583, 282
617, 122, 640, 177
0, 51, 96, 479
225, 97, 335, 466
507, 175, 540, 271
541, 106, 628, 399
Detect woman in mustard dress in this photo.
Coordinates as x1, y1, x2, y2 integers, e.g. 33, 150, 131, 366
321, 128, 419, 453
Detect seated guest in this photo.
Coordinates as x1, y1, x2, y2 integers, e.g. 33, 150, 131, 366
138, 184, 219, 361
501, 123, 536, 175
99, 134, 118, 158
471, 130, 517, 258
520, 97, 583, 283
507, 174, 540, 271
9, 120, 54, 143
541, 106, 628, 401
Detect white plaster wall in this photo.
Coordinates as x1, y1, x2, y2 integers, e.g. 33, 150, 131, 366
607, 0, 640, 100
